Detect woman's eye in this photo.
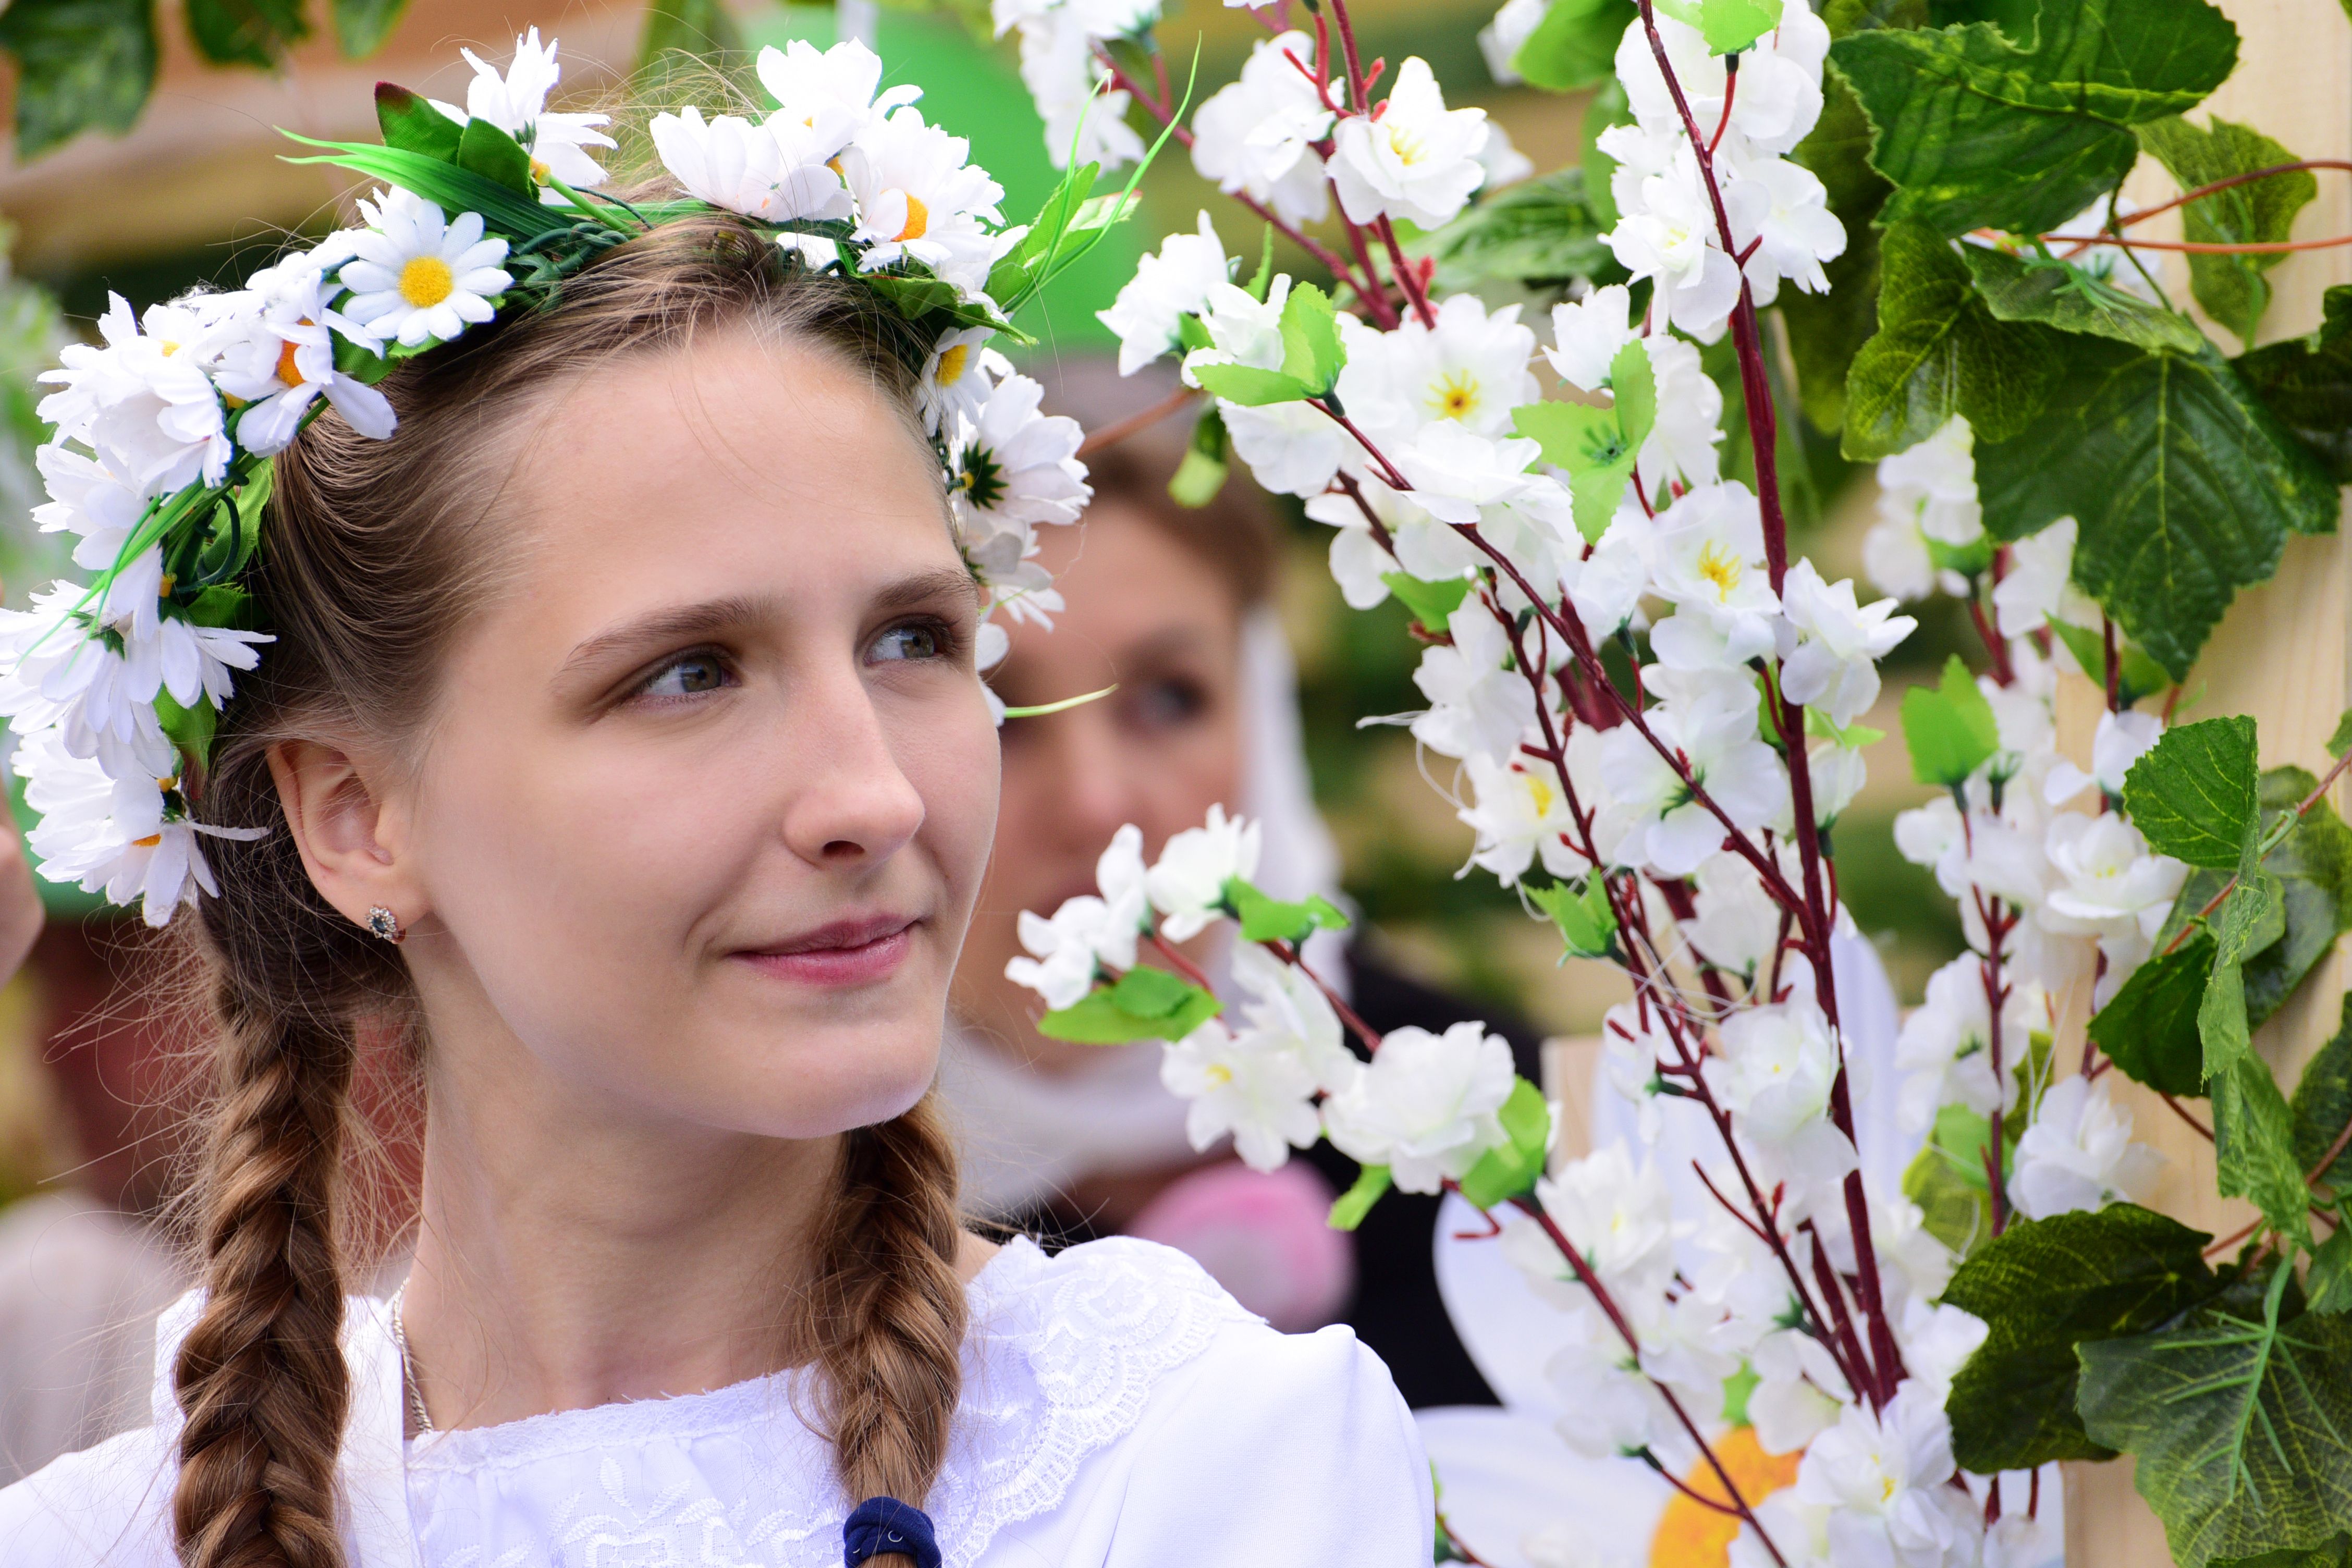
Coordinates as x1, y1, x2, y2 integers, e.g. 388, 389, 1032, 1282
638, 651, 731, 699
871, 621, 946, 663
1129, 676, 1207, 730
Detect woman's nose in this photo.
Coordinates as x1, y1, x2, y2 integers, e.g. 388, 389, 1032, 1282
778, 672, 925, 866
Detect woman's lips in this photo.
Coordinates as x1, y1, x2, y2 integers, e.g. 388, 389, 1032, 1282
734, 915, 917, 987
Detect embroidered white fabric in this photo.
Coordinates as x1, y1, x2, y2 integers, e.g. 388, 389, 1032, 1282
0, 1234, 1437, 1567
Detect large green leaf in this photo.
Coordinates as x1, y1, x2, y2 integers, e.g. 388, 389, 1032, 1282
1942, 1204, 2221, 1471
1408, 167, 1620, 298
1513, 0, 1640, 90
2078, 1270, 2352, 1567
2090, 932, 2216, 1097
2237, 285, 2352, 483
1842, 223, 2059, 460
2216, 1533, 2352, 1568
282, 134, 579, 244
0, 0, 158, 157
183, 0, 307, 66
1960, 244, 2206, 354
2214, 1047, 2313, 1241
1829, 0, 2240, 237
2293, 997, 2352, 1195
332, 0, 407, 56
2139, 116, 2319, 348
1976, 340, 2336, 678
2166, 768, 2352, 1033
2126, 716, 2260, 870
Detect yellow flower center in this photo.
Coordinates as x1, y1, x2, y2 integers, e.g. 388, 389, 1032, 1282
1526, 772, 1555, 818
399, 255, 456, 309
131, 834, 162, 848
896, 194, 930, 242
1204, 1063, 1233, 1087
158, 573, 175, 598
1385, 122, 1428, 166
1696, 540, 1744, 601
1432, 371, 1480, 421
274, 336, 303, 388
937, 342, 971, 386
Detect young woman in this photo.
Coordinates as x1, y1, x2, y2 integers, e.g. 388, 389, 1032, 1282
0, 42, 1428, 1567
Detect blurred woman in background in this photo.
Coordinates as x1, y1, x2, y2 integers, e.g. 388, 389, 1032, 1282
946, 363, 1544, 1410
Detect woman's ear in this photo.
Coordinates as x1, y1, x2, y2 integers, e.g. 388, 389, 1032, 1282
267, 738, 421, 932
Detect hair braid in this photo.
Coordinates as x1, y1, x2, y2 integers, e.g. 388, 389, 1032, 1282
810, 1092, 967, 1550
169, 979, 357, 1568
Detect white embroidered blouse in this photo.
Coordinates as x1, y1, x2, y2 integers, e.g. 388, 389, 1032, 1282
0, 1236, 1433, 1566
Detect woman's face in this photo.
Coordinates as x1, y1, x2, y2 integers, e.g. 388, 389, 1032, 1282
953, 502, 1247, 1061
376, 332, 999, 1141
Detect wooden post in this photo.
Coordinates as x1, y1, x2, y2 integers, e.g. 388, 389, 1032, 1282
2061, 0, 2352, 1556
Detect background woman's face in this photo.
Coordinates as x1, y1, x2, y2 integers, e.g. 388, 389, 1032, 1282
392, 332, 1000, 1140
954, 503, 1248, 1063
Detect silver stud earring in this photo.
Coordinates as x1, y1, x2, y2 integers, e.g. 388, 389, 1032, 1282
365, 906, 405, 944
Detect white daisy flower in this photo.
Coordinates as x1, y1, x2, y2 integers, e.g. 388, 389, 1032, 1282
0, 592, 176, 781
14, 726, 263, 928
36, 293, 234, 499
841, 106, 1016, 293
32, 443, 145, 570
917, 325, 1012, 435
212, 252, 396, 456
756, 38, 922, 131
651, 106, 857, 224
949, 373, 1091, 541
337, 189, 513, 350
440, 28, 615, 189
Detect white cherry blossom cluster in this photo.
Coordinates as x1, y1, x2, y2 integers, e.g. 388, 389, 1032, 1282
4, 34, 1088, 924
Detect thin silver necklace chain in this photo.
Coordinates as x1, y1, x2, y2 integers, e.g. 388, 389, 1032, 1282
386, 1280, 435, 1436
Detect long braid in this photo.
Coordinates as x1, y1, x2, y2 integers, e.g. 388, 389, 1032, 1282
169, 982, 357, 1568
810, 1092, 968, 1550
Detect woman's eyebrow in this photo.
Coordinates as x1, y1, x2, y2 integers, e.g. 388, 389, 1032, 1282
560, 593, 778, 676
872, 565, 987, 616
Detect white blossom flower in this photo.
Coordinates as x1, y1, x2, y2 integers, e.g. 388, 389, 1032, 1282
1229, 939, 1359, 1093
443, 28, 614, 188
842, 106, 1014, 292
1146, 803, 1261, 939
1321, 1020, 1514, 1192
1189, 32, 1336, 227
1705, 997, 1841, 1146
1349, 292, 1539, 448
2038, 812, 2186, 970
1879, 416, 1982, 546
1777, 559, 1916, 727
1646, 482, 1781, 669
1896, 1296, 1987, 1404
1727, 149, 1845, 298
1638, 333, 1726, 495
1005, 0, 1155, 171
1330, 57, 1490, 229
1601, 130, 1743, 339
1895, 955, 2031, 1136
1005, 823, 1149, 1006
1682, 850, 1781, 976
1561, 509, 1651, 639
1616, 0, 1830, 157
1184, 276, 1355, 496
31, 444, 144, 569
1479, 0, 1549, 84
1992, 515, 2098, 639
1545, 284, 1637, 394
1160, 1015, 1324, 1171
1097, 212, 1231, 376
1793, 1384, 1982, 1568
756, 37, 923, 130
1750, 1321, 1851, 1457
1547, 1301, 1671, 1458
2011, 1075, 2162, 1219
2045, 707, 2161, 805
1302, 482, 1416, 609
1392, 420, 1562, 531
1477, 121, 1535, 188
336, 189, 513, 349
1460, 749, 1584, 886
651, 105, 857, 223
949, 372, 1091, 545
1598, 669, 1783, 877
1539, 1143, 1685, 1298
1411, 596, 1538, 762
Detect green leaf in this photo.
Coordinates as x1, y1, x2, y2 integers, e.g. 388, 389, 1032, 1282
1277, 283, 1344, 397
2216, 1534, 2352, 1568
1457, 1077, 1553, 1207
1653, 0, 1779, 53
2049, 619, 2174, 707
2090, 932, 2216, 1098
1900, 653, 2000, 787
2236, 285, 2352, 483
2214, 1048, 2312, 1241
2308, 1227, 2352, 1315
2126, 716, 2261, 871
2204, 871, 2283, 1079
1529, 876, 1620, 961
374, 82, 461, 163
2078, 1268, 2352, 1566
282, 134, 575, 245
1407, 167, 1620, 298
1329, 1163, 1393, 1230
1512, 0, 1640, 90
986, 160, 1101, 308
184, 0, 307, 67
332, 0, 405, 56
1512, 400, 1635, 543
1225, 876, 1350, 945
2167, 769, 2352, 1033
1904, 1102, 2002, 1255
1176, 313, 1215, 353
1941, 1204, 2221, 1471
1381, 571, 1473, 635
455, 115, 534, 197
1169, 404, 1230, 508
1841, 222, 2059, 460
154, 687, 217, 763
1976, 339, 2338, 678
2139, 116, 2319, 347
0, 0, 158, 157
1579, 81, 1634, 233
1828, 0, 2240, 237
2293, 996, 2352, 1195
1784, 63, 1894, 435
1189, 363, 1314, 407
1960, 244, 2206, 354
1036, 967, 1223, 1044
1610, 339, 1657, 452
2333, 709, 2352, 761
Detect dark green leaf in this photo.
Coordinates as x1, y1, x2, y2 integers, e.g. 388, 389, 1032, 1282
2204, 871, 2283, 1079
0, 0, 158, 157
2139, 116, 2319, 347
1457, 1078, 1553, 1207
374, 82, 460, 163
1842, 222, 2059, 460
1381, 571, 1473, 635
1783, 63, 1891, 435
281, 134, 575, 244
1960, 244, 2205, 354
456, 115, 534, 197
1529, 876, 1619, 961
1512, 0, 1639, 90
2309, 1227, 2352, 1315
1942, 1204, 2220, 1471
1169, 404, 1229, 508
1407, 167, 1619, 299
1825, 0, 1929, 31
1329, 1163, 1393, 1230
332, 0, 405, 56
2078, 1269, 2352, 1566
2236, 285, 2352, 482
1901, 653, 2000, 786
1979, 340, 2337, 678
2293, 996, 2352, 1195
2091, 932, 2215, 1097
2204, 769, 2352, 1030
2126, 716, 2260, 870
183, 0, 307, 67
1190, 363, 1314, 407
2049, 619, 2173, 707
2215, 1533, 2352, 1568
2214, 1048, 2312, 1241
1829, 0, 2240, 237
1278, 283, 1344, 397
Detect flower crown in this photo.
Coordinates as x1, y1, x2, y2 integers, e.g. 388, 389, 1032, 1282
2, 32, 1125, 928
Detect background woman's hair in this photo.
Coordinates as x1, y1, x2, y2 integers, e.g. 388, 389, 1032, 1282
168, 206, 967, 1568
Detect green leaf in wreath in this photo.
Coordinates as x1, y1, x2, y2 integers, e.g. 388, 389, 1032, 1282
1959, 244, 2206, 355
1841, 223, 2059, 460
1828, 0, 2239, 238
2089, 932, 2215, 1098
1456, 1078, 1553, 1208
2077, 1267, 2352, 1567
1977, 341, 2335, 678
375, 83, 462, 164
2293, 996, 2352, 1197
1189, 363, 1315, 408
0, 0, 158, 158
1329, 1163, 1393, 1230
456, 115, 537, 196
1940, 1204, 2221, 1472
985, 159, 1100, 308
1512, 0, 1640, 90
2236, 285, 2352, 483
185, 0, 309, 69
2308, 1227, 2352, 1316
1900, 653, 2000, 787
2138, 116, 2319, 348
2126, 716, 2261, 870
